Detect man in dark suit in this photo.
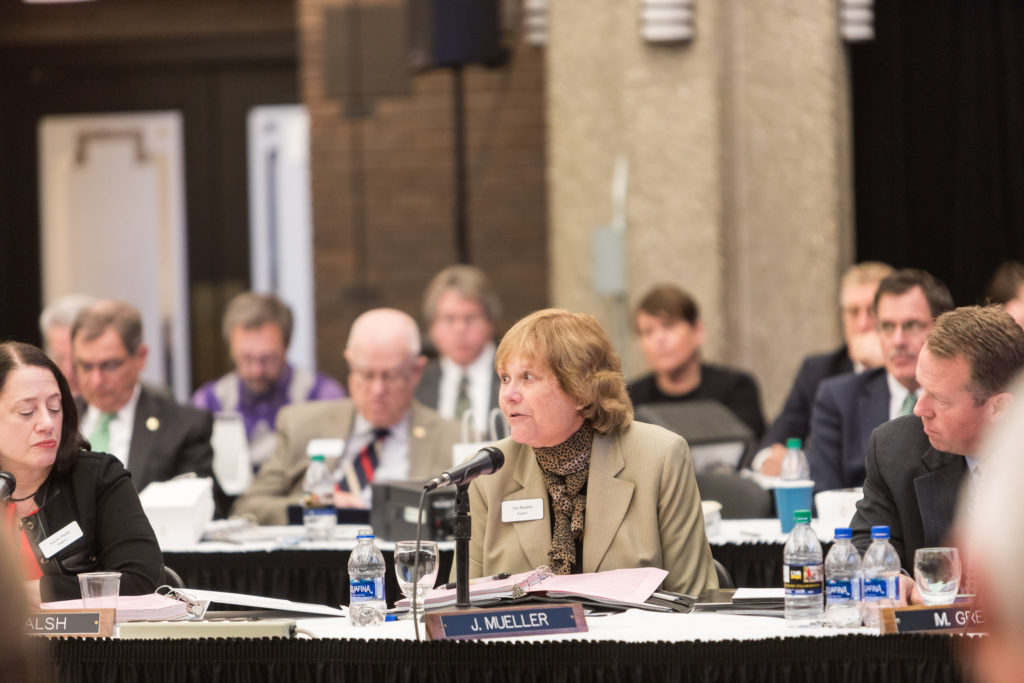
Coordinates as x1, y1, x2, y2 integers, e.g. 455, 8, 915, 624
72, 300, 214, 492
806, 269, 954, 492
415, 265, 502, 440
851, 306, 1024, 584
755, 262, 892, 473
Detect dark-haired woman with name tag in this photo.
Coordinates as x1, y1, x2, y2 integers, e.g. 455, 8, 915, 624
0, 341, 162, 606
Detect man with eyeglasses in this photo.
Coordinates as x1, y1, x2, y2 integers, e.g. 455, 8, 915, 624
416, 265, 502, 439
806, 269, 954, 492
233, 308, 462, 525
192, 292, 344, 472
72, 300, 214, 493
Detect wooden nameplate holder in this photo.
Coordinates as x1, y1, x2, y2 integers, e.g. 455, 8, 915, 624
424, 602, 588, 640
26, 608, 116, 638
880, 602, 984, 634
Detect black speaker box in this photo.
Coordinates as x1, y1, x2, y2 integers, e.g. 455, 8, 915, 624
408, 0, 504, 70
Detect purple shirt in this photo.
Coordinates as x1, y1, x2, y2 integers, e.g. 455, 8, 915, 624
192, 364, 345, 468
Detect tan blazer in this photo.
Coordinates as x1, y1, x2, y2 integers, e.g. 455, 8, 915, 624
467, 421, 718, 596
232, 399, 461, 525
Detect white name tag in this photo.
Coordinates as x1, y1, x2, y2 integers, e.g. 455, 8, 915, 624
502, 499, 544, 523
38, 521, 84, 559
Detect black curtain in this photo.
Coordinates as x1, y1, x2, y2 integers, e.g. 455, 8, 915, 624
850, 0, 1024, 305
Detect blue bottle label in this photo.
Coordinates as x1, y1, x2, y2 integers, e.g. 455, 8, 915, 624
826, 578, 861, 602
350, 577, 384, 601
862, 576, 897, 600
304, 506, 335, 517
783, 563, 823, 596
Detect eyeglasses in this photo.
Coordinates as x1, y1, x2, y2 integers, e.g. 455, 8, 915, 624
75, 357, 129, 375
349, 364, 413, 387
877, 319, 931, 336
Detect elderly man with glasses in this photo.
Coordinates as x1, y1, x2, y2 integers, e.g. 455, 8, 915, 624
233, 308, 462, 525
72, 299, 214, 493
805, 269, 954, 493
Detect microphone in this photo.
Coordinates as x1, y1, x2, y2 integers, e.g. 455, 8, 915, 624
0, 471, 15, 503
424, 447, 504, 491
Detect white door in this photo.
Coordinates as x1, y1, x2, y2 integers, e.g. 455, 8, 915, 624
38, 111, 191, 401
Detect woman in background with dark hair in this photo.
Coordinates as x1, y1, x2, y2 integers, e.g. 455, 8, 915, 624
0, 341, 162, 605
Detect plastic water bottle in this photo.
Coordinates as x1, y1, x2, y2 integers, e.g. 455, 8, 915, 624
825, 527, 863, 627
783, 509, 823, 626
348, 528, 387, 626
861, 525, 900, 628
780, 437, 810, 480
302, 454, 336, 541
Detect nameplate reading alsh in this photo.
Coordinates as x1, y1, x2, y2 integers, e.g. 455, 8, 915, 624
25, 609, 115, 638
424, 602, 588, 640
880, 602, 984, 634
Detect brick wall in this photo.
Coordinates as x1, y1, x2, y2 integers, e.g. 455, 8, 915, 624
300, 0, 549, 381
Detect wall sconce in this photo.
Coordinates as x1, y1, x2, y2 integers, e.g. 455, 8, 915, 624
523, 0, 547, 47
838, 0, 874, 42
640, 0, 695, 44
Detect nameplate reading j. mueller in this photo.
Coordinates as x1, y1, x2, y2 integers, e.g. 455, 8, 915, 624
25, 609, 115, 638
880, 603, 985, 634
425, 603, 588, 640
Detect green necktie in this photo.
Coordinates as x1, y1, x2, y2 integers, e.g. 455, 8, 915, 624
900, 392, 917, 416
90, 412, 114, 453
455, 373, 472, 421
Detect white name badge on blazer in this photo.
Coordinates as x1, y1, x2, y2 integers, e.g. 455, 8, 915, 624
502, 499, 544, 523
38, 521, 84, 558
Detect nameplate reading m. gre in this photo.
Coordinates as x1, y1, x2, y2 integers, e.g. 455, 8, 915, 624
25, 609, 115, 638
880, 603, 985, 634
424, 602, 587, 640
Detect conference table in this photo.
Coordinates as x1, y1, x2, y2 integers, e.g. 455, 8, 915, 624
160, 519, 815, 606
42, 607, 970, 683
38, 521, 972, 683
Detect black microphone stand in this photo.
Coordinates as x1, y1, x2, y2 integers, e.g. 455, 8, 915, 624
453, 482, 472, 609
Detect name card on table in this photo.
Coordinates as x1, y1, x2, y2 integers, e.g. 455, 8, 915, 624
880, 603, 985, 634
424, 602, 588, 640
25, 609, 115, 638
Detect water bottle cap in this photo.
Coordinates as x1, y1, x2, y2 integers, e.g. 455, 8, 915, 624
870, 525, 890, 539
785, 437, 802, 449
833, 527, 852, 539
356, 527, 375, 539
792, 509, 811, 524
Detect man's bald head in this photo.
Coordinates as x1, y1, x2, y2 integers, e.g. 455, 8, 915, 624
344, 309, 425, 428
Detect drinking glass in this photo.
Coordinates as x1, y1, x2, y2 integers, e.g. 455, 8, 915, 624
914, 547, 961, 605
394, 540, 439, 609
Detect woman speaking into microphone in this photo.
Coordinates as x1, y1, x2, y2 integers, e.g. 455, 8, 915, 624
467, 309, 717, 596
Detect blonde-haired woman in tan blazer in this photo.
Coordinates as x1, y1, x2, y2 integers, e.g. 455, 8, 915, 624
467, 309, 718, 596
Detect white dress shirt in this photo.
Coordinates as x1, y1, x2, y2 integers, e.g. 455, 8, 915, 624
80, 383, 141, 468
339, 412, 412, 506
886, 372, 920, 421
437, 341, 496, 437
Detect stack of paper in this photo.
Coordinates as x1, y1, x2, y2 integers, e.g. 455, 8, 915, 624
41, 594, 193, 622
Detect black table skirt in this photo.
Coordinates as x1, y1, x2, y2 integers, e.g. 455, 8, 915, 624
42, 634, 971, 683
164, 543, 786, 607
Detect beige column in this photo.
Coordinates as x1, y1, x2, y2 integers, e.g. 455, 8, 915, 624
546, 0, 852, 417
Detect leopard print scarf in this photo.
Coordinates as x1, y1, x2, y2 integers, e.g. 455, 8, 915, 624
534, 422, 594, 575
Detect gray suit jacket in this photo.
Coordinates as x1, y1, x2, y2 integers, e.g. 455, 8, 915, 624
232, 399, 462, 525
850, 415, 967, 573
467, 421, 718, 596
807, 368, 890, 493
